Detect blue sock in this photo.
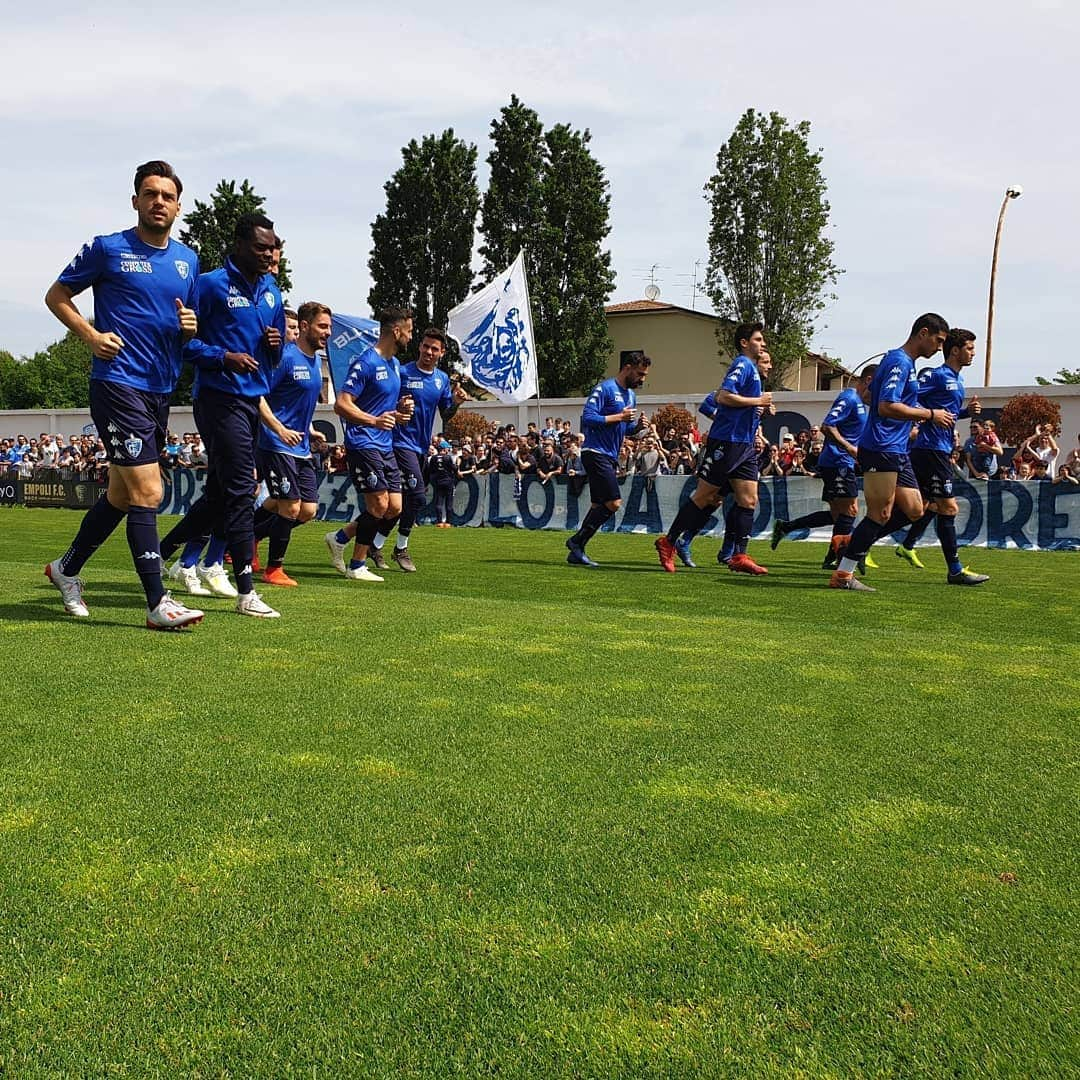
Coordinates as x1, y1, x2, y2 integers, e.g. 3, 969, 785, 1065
335, 528, 351, 545
59, 495, 126, 576
832, 513, 855, 537
348, 558, 366, 570
127, 505, 165, 608
229, 537, 254, 595
180, 538, 206, 569
937, 514, 963, 575
202, 536, 227, 568
842, 517, 882, 563
724, 504, 754, 554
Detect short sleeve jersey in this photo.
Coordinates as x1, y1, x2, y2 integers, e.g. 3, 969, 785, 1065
395, 362, 454, 455
341, 345, 401, 452
817, 387, 869, 469
708, 355, 762, 444
581, 378, 636, 459
258, 342, 322, 457
56, 229, 199, 394
914, 364, 965, 453
859, 347, 918, 454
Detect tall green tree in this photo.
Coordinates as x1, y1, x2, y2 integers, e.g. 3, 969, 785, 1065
479, 97, 615, 396
478, 95, 545, 285
368, 128, 480, 358
704, 109, 841, 387
0, 333, 92, 409
180, 179, 292, 293
531, 123, 615, 396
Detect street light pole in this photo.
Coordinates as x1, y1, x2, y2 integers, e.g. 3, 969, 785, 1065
985, 185, 1022, 386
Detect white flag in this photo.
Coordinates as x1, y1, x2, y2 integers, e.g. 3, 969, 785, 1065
447, 251, 537, 404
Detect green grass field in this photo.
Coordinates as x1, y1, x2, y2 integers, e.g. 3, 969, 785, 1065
2, 508, 1077, 1077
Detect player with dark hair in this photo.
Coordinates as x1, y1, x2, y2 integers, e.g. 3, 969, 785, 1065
324, 307, 414, 582
657, 323, 773, 575
43, 160, 204, 629
771, 364, 878, 570
829, 313, 952, 592
565, 351, 652, 567
893, 328, 989, 584
283, 307, 299, 343
251, 301, 332, 586
365, 326, 469, 572
159, 211, 286, 617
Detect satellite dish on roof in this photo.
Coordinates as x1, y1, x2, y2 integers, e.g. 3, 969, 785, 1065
644, 284, 660, 301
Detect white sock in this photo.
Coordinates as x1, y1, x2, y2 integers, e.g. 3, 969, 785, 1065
838, 557, 858, 574
372, 532, 387, 550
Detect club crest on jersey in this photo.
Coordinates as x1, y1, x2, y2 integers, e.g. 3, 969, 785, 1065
265, 294, 276, 309
175, 260, 189, 280
123, 436, 143, 458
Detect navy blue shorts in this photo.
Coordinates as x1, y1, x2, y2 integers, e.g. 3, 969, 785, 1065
911, 449, 954, 501
394, 446, 427, 496
90, 379, 169, 466
858, 449, 919, 490
582, 451, 621, 504
819, 464, 858, 501
347, 447, 401, 495
257, 450, 319, 503
696, 438, 758, 486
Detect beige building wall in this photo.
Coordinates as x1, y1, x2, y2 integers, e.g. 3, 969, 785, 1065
604, 307, 733, 396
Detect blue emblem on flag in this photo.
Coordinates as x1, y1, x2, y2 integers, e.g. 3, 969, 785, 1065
124, 436, 143, 458
460, 301, 531, 398
447, 252, 537, 404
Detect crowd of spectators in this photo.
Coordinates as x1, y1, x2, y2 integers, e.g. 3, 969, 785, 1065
7, 414, 1077, 491
1, 432, 111, 481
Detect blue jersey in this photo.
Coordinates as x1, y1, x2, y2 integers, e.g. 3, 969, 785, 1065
581, 378, 636, 460
708, 355, 762, 444
818, 387, 869, 469
258, 342, 322, 457
56, 229, 199, 394
698, 392, 719, 421
914, 364, 966, 453
186, 258, 285, 399
395, 362, 454, 455
860, 347, 919, 454
340, 345, 401, 452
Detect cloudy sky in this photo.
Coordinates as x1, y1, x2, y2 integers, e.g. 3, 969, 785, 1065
3, 0, 1076, 387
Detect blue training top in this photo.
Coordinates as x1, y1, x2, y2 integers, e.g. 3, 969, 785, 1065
708, 355, 762, 444
817, 387, 869, 469
913, 363, 968, 453
186, 258, 285, 399
859, 347, 919, 454
698, 392, 719, 421
258, 342, 322, 458
395, 362, 455, 455
340, 345, 402, 452
56, 228, 199, 394
581, 378, 637, 460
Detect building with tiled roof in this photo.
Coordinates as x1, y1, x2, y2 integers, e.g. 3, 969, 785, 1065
603, 299, 854, 394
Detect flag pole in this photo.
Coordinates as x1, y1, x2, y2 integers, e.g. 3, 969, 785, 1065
515, 249, 542, 434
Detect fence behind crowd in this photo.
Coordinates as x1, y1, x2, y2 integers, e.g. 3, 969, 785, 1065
9, 468, 1078, 550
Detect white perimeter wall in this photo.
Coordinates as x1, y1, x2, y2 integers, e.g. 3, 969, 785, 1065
4, 386, 1079, 451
